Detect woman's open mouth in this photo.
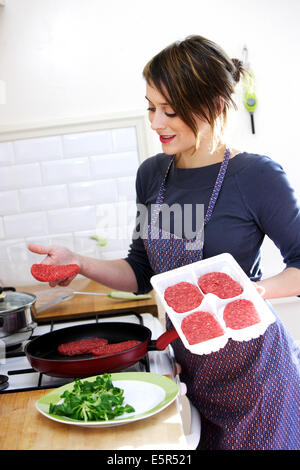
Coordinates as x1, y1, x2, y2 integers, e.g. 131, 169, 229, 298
159, 135, 175, 144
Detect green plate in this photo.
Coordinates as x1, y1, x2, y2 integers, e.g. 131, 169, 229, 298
36, 372, 179, 428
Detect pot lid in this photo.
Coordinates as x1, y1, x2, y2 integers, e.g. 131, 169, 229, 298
0, 291, 36, 314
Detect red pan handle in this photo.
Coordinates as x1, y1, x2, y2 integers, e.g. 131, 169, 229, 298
148, 328, 179, 351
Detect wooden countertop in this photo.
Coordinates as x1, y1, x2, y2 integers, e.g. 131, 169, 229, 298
1, 283, 191, 450
0, 386, 188, 450
19, 279, 158, 323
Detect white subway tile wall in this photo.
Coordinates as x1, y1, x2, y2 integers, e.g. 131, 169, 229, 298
0, 190, 20, 215
0, 126, 140, 285
19, 185, 68, 211
4, 211, 49, 239
62, 131, 113, 158
0, 142, 14, 165
1, 163, 42, 190
14, 136, 63, 164
41, 157, 91, 185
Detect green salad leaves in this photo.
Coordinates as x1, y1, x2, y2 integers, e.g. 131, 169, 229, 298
49, 374, 135, 421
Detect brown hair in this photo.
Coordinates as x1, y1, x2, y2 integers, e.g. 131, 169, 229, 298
143, 35, 245, 149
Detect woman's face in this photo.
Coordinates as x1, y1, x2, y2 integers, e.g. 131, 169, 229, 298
146, 82, 210, 157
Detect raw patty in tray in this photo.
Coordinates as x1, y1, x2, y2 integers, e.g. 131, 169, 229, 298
181, 310, 224, 345
197, 271, 243, 298
164, 281, 204, 313
223, 299, 260, 329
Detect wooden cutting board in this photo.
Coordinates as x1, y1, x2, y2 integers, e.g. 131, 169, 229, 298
0, 388, 188, 450
19, 279, 159, 323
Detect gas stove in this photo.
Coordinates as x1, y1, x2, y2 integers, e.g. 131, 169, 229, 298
0, 311, 175, 392
0, 311, 201, 449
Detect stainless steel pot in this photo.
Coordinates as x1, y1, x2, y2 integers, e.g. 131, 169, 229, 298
0, 288, 37, 346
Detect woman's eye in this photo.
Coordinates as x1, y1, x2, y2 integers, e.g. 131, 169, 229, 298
147, 107, 176, 117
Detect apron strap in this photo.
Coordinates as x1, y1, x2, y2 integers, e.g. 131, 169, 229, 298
204, 147, 231, 225
150, 147, 231, 237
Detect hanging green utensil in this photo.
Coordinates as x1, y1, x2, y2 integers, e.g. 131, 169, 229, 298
242, 46, 257, 134
243, 71, 257, 134
89, 235, 107, 246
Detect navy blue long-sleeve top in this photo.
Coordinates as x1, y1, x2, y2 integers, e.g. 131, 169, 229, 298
125, 152, 300, 294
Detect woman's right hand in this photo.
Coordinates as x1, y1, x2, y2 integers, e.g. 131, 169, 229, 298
28, 243, 81, 287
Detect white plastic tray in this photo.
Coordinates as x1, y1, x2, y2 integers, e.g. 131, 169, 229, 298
151, 253, 275, 355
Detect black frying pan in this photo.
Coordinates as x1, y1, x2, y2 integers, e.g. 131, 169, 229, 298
24, 322, 179, 378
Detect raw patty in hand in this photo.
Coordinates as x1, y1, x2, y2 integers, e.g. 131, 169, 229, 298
181, 310, 224, 345
31, 263, 80, 282
223, 299, 260, 329
58, 338, 108, 356
198, 272, 243, 299
164, 281, 204, 313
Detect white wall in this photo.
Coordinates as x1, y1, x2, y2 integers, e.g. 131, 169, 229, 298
0, 0, 300, 335
0, 124, 142, 286
1, 0, 299, 184
1, 1, 299, 158
0, 0, 299, 159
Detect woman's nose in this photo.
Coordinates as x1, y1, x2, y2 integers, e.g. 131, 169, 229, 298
150, 110, 167, 131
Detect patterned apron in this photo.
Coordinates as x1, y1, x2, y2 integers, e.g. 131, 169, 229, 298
143, 149, 300, 450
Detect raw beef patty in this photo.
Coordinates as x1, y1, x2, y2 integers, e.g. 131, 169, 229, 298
92, 340, 141, 356
181, 310, 224, 345
164, 281, 204, 313
58, 338, 108, 356
198, 272, 242, 299
223, 299, 260, 329
58, 338, 141, 357
31, 263, 80, 282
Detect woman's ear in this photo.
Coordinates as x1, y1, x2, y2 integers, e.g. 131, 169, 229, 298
216, 97, 225, 116
195, 131, 202, 150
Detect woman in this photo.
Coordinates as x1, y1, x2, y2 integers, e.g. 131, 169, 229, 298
28, 35, 300, 450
